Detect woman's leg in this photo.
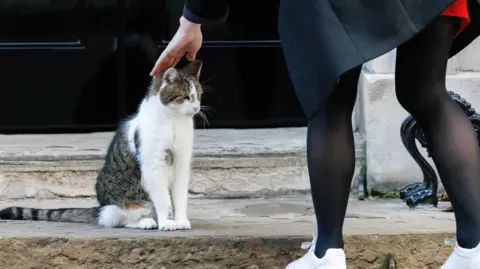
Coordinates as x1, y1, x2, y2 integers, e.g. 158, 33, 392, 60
306, 66, 361, 259
278, 0, 362, 263
396, 15, 480, 253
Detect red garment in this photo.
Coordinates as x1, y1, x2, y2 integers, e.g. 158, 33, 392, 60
440, 0, 470, 36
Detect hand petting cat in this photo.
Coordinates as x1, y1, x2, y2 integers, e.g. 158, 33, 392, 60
150, 16, 203, 76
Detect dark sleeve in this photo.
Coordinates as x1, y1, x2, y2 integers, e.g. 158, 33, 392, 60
182, 0, 229, 24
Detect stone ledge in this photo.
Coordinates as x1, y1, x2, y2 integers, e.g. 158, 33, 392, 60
0, 197, 456, 268
0, 234, 455, 269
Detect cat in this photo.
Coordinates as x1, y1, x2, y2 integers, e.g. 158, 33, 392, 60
0, 60, 204, 231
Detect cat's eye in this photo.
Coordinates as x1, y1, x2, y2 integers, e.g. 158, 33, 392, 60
184, 96, 190, 100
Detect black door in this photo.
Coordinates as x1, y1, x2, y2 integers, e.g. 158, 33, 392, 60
0, 0, 306, 134
0, 0, 127, 133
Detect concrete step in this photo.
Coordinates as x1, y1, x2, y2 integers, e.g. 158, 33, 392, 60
0, 197, 455, 268
0, 128, 366, 200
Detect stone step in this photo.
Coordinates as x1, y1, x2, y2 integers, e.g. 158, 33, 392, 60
0, 197, 455, 269
0, 128, 366, 200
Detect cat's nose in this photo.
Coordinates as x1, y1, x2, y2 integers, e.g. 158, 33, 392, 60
193, 106, 200, 113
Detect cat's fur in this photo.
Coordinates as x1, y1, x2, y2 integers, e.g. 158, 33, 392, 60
0, 60, 204, 231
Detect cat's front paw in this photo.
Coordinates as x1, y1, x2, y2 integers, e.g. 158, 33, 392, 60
175, 218, 191, 230
137, 218, 158, 230
157, 219, 177, 231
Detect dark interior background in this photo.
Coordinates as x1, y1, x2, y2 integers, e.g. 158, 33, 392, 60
0, 0, 306, 134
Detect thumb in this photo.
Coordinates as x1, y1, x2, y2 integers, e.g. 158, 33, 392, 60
186, 51, 197, 61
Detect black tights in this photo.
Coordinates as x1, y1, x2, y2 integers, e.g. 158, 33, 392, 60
310, 16, 480, 258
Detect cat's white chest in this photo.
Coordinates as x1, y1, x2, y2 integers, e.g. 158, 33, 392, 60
172, 118, 194, 153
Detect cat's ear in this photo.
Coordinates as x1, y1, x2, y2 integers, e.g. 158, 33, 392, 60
162, 68, 179, 84
184, 60, 203, 79
150, 68, 178, 94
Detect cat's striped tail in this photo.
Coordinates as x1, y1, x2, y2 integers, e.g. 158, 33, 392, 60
0, 206, 100, 223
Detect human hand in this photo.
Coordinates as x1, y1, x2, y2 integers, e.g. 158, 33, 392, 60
150, 17, 203, 76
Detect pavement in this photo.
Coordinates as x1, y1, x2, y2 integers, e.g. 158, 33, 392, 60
0, 197, 456, 268
0, 197, 454, 238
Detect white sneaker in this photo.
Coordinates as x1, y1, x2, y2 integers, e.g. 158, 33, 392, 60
286, 236, 347, 269
441, 241, 480, 269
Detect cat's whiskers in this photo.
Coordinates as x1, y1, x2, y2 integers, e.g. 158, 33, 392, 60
197, 110, 209, 128
201, 76, 215, 87
201, 85, 215, 93
200, 105, 214, 116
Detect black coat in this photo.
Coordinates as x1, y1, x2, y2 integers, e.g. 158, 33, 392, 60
278, 0, 458, 118
184, 0, 477, 119
183, 0, 229, 24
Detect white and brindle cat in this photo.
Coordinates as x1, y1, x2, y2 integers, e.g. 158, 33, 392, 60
0, 60, 205, 231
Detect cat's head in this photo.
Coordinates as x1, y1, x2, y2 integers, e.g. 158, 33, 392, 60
150, 60, 203, 117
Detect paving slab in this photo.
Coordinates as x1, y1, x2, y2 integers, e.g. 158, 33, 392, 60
0, 197, 456, 269
0, 197, 454, 238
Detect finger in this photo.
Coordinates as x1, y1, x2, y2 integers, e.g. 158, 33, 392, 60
154, 44, 180, 67
151, 46, 187, 75
150, 45, 190, 76
150, 54, 175, 76
172, 57, 182, 68
150, 58, 168, 76
151, 48, 188, 76
186, 51, 197, 61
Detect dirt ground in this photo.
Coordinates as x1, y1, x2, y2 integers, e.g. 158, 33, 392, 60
0, 233, 454, 269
